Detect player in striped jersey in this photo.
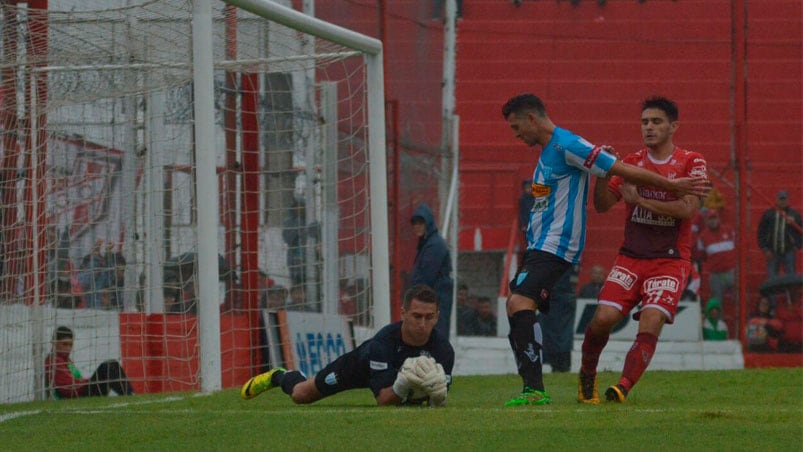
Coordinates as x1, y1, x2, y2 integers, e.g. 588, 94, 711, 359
500, 94, 709, 406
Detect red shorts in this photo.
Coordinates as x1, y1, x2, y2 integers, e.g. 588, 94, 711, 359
597, 254, 691, 324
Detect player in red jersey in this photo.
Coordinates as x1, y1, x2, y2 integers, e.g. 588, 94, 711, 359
577, 96, 708, 404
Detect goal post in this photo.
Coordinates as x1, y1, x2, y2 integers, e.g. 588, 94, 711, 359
221, 0, 391, 337
0, 0, 389, 403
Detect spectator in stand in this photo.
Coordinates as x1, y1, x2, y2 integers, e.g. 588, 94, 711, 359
540, 266, 579, 372
460, 296, 497, 336
262, 285, 288, 310
774, 283, 803, 352
47, 226, 75, 308
106, 252, 127, 311
406, 203, 454, 339
578, 264, 606, 299
286, 284, 308, 311
257, 270, 275, 308
697, 209, 736, 301
78, 242, 126, 310
702, 298, 728, 340
455, 283, 475, 334
757, 190, 802, 278
338, 280, 357, 318
45, 326, 134, 398
282, 198, 320, 287
746, 295, 784, 352
77, 240, 110, 310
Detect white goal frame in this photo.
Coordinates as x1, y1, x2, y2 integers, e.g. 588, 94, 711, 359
188, 0, 390, 392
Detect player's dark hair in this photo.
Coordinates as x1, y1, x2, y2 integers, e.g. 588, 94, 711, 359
502, 93, 547, 118
53, 326, 73, 341
402, 284, 439, 310
642, 96, 678, 122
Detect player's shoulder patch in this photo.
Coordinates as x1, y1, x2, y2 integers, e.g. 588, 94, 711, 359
369, 360, 388, 371
684, 150, 708, 178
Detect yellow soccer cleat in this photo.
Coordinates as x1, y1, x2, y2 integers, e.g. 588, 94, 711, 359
241, 367, 285, 400
577, 372, 600, 405
605, 384, 628, 403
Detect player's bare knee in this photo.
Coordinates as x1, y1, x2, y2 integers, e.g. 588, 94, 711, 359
290, 382, 321, 404
506, 294, 536, 315
590, 307, 623, 332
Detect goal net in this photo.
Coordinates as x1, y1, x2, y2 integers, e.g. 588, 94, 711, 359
0, 0, 388, 403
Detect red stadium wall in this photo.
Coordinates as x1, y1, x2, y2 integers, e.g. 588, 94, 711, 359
454, 0, 802, 295
120, 314, 252, 393
307, 1, 800, 313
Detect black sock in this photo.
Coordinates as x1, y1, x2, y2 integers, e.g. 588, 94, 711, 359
277, 370, 306, 396
509, 310, 544, 391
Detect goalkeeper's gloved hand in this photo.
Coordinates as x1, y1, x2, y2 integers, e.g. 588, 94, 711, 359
393, 357, 427, 402
422, 363, 448, 407
399, 357, 425, 388
428, 381, 448, 407
392, 369, 412, 402
412, 355, 436, 379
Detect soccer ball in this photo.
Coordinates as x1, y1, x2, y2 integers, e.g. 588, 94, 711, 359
400, 356, 430, 404
406, 386, 429, 405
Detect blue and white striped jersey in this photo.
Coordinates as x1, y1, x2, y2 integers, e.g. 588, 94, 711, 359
525, 126, 616, 264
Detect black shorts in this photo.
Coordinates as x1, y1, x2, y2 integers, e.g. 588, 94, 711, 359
313, 349, 367, 397
508, 250, 572, 314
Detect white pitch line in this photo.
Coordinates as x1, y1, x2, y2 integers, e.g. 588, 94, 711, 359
106, 395, 186, 408
0, 395, 187, 423
0, 410, 41, 424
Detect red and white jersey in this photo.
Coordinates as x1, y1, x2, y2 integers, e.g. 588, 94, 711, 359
608, 147, 707, 260
697, 225, 736, 273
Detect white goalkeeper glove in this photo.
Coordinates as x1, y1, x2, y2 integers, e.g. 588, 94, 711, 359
412, 355, 436, 379
422, 362, 448, 407
392, 370, 412, 402
393, 357, 426, 402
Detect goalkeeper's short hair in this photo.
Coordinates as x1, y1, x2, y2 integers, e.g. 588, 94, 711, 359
402, 284, 439, 310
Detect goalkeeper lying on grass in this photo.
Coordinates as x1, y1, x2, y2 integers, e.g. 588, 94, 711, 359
242, 284, 455, 406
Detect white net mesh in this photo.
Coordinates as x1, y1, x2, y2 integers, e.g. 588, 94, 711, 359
0, 0, 379, 403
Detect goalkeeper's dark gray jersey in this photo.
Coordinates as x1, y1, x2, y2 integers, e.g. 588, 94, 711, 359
339, 321, 454, 396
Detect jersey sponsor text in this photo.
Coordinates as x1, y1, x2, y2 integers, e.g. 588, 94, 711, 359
607, 266, 637, 290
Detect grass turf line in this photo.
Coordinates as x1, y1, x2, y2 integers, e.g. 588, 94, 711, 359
1, 368, 800, 451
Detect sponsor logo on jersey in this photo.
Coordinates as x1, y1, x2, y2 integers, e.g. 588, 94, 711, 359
532, 197, 549, 212
689, 165, 707, 178
607, 266, 637, 290
531, 183, 551, 197
369, 360, 388, 371
644, 276, 680, 293
583, 146, 602, 169
630, 205, 677, 227
324, 372, 338, 386
639, 188, 670, 201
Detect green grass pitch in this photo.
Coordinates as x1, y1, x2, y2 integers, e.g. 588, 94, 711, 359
2, 368, 801, 451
